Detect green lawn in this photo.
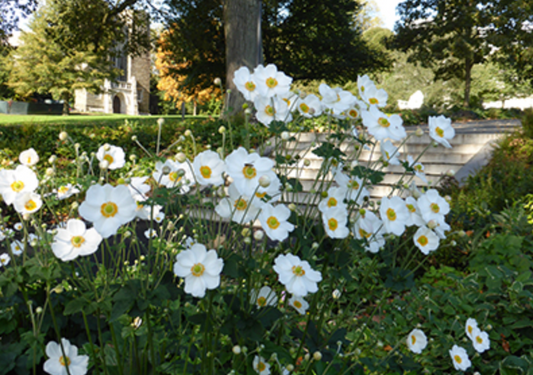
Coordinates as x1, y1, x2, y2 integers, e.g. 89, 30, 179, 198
0, 113, 211, 126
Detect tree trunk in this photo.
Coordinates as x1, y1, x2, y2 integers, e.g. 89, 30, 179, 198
463, 57, 472, 108
62, 92, 70, 115
223, 0, 261, 117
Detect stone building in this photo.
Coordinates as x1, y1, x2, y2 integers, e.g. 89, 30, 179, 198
74, 14, 150, 115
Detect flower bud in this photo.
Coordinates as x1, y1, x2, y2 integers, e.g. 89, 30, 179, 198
227, 89, 232, 94
312, 242, 319, 249
259, 175, 271, 188
157, 118, 165, 127
22, 213, 30, 221
332, 289, 341, 299
232, 345, 241, 355
103, 143, 110, 151
184, 130, 192, 137
45, 168, 54, 176
288, 203, 297, 211
308, 108, 316, 115
286, 364, 294, 371
162, 166, 171, 175
447, 169, 455, 177
427, 220, 437, 229
99, 160, 109, 170
415, 128, 424, 137
281, 131, 290, 140
313, 351, 322, 361
243, 237, 252, 245
254, 230, 264, 241
59, 131, 68, 141
244, 108, 252, 115
48, 155, 57, 164
242, 103, 249, 110
304, 354, 310, 361
35, 307, 43, 314
303, 159, 311, 167
218, 126, 226, 134
241, 228, 251, 237
214, 77, 222, 86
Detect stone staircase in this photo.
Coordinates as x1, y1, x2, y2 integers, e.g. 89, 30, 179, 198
276, 119, 521, 203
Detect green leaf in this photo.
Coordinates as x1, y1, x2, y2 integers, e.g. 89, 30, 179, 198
312, 143, 345, 160
63, 297, 87, 315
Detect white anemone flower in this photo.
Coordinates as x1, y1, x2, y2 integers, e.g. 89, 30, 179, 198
319, 83, 356, 113
192, 150, 226, 186
434, 220, 451, 239
215, 183, 261, 224
429, 115, 455, 148
277, 91, 299, 113
173, 243, 223, 298
322, 206, 350, 239
406, 328, 428, 354
96, 144, 126, 170
225, 147, 275, 196
11, 240, 24, 256
233, 66, 259, 101
417, 189, 450, 225
297, 94, 323, 118
362, 84, 388, 107
449, 345, 471, 372
44, 338, 89, 375
127, 177, 163, 220
254, 95, 290, 126
362, 106, 406, 141
0, 165, 39, 205
380, 140, 401, 165
14, 191, 42, 214
413, 226, 440, 255
352, 211, 385, 253
407, 155, 428, 184
273, 253, 322, 297
0, 253, 10, 267
144, 229, 158, 239
318, 186, 347, 214
252, 355, 271, 375
253, 63, 293, 98
153, 159, 194, 192
346, 99, 367, 120
357, 74, 376, 100
78, 184, 138, 239
379, 196, 409, 236
154, 211, 165, 224
405, 197, 426, 227
57, 184, 81, 200
250, 286, 278, 308
51, 219, 103, 262
19, 148, 39, 167
465, 318, 479, 340
471, 328, 490, 353
251, 173, 281, 208
334, 173, 369, 205
288, 295, 309, 315
258, 203, 294, 242
13, 222, 23, 231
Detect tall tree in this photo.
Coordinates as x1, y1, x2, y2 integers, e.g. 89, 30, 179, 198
393, 0, 533, 108
6, 1, 120, 114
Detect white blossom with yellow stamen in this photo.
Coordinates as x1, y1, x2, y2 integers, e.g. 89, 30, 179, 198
13, 191, 42, 214
226, 147, 275, 196
318, 186, 347, 214
252, 355, 271, 375
471, 328, 490, 353
417, 189, 450, 225
288, 295, 309, 315
258, 203, 294, 242
297, 94, 323, 118
413, 226, 439, 255
0, 165, 39, 205
0, 253, 10, 267
44, 338, 88, 375
253, 63, 292, 98
361, 105, 406, 141
361, 84, 388, 108
233, 66, 259, 101
273, 253, 322, 297
250, 286, 278, 308
253, 95, 290, 126
406, 328, 428, 354
56, 184, 80, 200
173, 243, 223, 298
11, 240, 24, 256
51, 219, 103, 262
352, 211, 385, 253
429, 115, 455, 148
379, 196, 409, 236
215, 183, 261, 224
322, 206, 350, 239
192, 150, 226, 187
19, 148, 39, 167
96, 144, 125, 170
449, 345, 471, 371
78, 184, 137, 238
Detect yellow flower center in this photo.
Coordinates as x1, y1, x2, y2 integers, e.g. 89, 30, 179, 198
336, 93, 341, 102
349, 109, 358, 118
265, 105, 275, 116
27, 156, 32, 164
24, 199, 37, 211
328, 218, 338, 231
415, 164, 423, 172
169, 171, 181, 182
71, 236, 86, 248
454, 355, 462, 364
11, 180, 24, 192
242, 165, 257, 179
292, 265, 305, 277
300, 103, 310, 113
200, 166, 212, 179
266, 77, 278, 88
369, 98, 378, 105
327, 197, 337, 207
468, 325, 473, 334
101, 202, 118, 218
257, 362, 266, 372
406, 204, 416, 213
257, 296, 267, 307
234, 198, 247, 211
430, 203, 440, 213
411, 335, 416, 345
191, 263, 205, 277
58, 186, 69, 194
267, 216, 280, 229
283, 98, 291, 106
378, 117, 390, 128
359, 228, 370, 239
0, 258, 6, 264
417, 235, 428, 247
476, 336, 483, 344
255, 192, 267, 199
293, 300, 302, 309
348, 180, 360, 190
104, 154, 114, 165
245, 81, 256, 91
59, 356, 71, 367
436, 127, 444, 138
386, 208, 396, 221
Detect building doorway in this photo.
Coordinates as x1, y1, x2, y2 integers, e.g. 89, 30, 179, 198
113, 95, 121, 114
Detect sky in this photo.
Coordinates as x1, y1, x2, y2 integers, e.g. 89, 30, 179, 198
376, 0, 403, 30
